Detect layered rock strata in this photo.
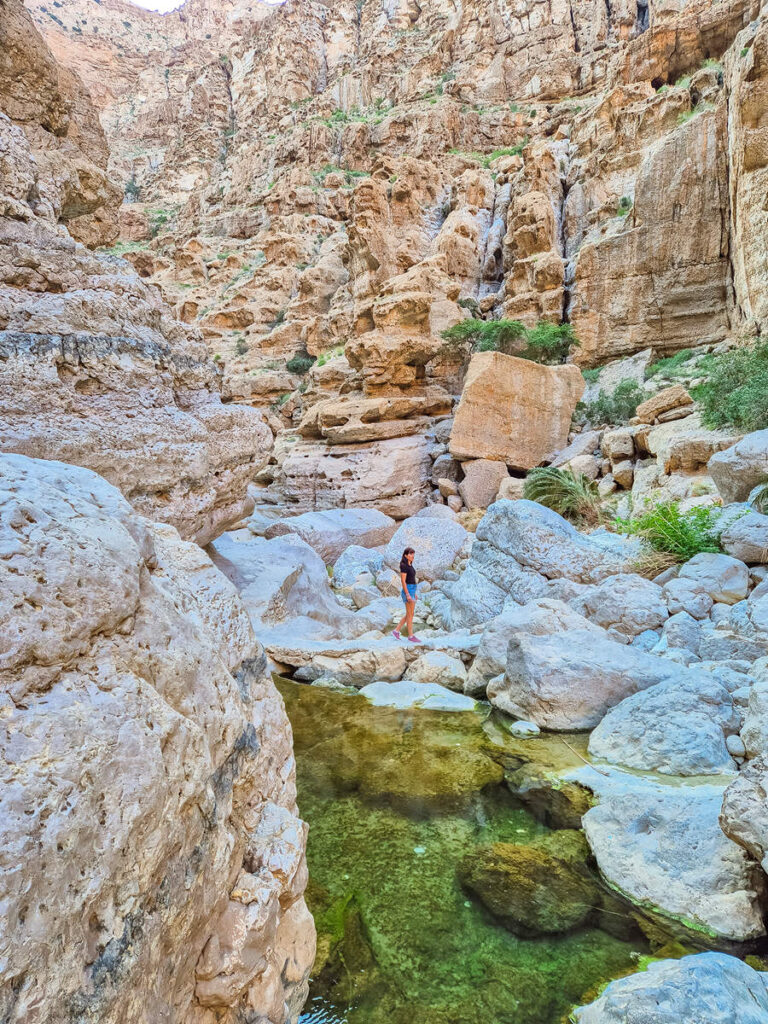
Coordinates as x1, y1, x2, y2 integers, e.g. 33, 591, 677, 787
0, 0, 272, 543
21, 0, 765, 517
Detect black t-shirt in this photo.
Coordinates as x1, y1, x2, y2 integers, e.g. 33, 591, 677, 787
400, 558, 416, 585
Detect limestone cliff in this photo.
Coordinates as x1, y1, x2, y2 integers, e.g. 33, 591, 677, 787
25, 0, 768, 514
0, 0, 273, 543
0, 453, 315, 1023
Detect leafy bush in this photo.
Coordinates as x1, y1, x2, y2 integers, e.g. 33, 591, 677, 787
234, 337, 249, 356
521, 322, 578, 363
268, 309, 287, 331
523, 467, 601, 525
457, 296, 479, 315
583, 378, 644, 424
617, 195, 632, 217
286, 352, 316, 374
316, 344, 345, 367
582, 368, 600, 383
646, 348, 695, 378
440, 319, 578, 363
124, 177, 141, 202
615, 502, 723, 561
693, 342, 768, 432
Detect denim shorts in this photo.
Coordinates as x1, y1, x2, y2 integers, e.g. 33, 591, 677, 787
401, 583, 418, 604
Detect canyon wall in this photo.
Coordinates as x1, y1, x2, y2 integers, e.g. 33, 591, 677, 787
0, 8, 315, 1022
24, 0, 768, 515
0, 0, 273, 543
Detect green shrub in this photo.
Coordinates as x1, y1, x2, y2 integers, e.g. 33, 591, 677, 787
440, 319, 578, 363
316, 344, 345, 367
646, 348, 695, 378
234, 337, 249, 356
582, 368, 600, 383
286, 352, 316, 374
268, 309, 287, 331
583, 378, 644, 424
751, 483, 768, 514
617, 195, 632, 217
521, 322, 578, 363
457, 296, 480, 315
615, 502, 723, 561
693, 341, 768, 432
523, 467, 601, 524
124, 177, 141, 202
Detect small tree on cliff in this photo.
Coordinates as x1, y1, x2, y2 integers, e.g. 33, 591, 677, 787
440, 318, 579, 364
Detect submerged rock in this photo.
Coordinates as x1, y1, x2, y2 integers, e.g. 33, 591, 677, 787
360, 679, 476, 712
459, 832, 601, 936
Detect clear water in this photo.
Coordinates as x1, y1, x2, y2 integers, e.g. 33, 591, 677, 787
279, 680, 650, 1024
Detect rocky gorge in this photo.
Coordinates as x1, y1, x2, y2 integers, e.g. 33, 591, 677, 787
2, 0, 768, 1020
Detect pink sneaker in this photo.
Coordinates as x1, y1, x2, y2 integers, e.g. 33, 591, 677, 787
392, 630, 401, 640
408, 635, 422, 644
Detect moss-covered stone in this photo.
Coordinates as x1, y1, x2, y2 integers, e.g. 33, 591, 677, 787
459, 832, 603, 937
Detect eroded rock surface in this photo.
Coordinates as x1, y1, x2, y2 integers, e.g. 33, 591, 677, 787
0, 452, 315, 1024
0, 0, 272, 543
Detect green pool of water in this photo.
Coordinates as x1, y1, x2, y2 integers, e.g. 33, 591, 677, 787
278, 680, 650, 1024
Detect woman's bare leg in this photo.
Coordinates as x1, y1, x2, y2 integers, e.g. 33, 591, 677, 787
406, 599, 415, 636
396, 610, 408, 633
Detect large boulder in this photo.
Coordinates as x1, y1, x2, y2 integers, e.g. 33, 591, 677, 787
572, 953, 768, 1024
476, 501, 643, 583
710, 429, 768, 503
582, 779, 765, 942
458, 458, 509, 509
449, 351, 584, 470
446, 542, 550, 628
464, 598, 603, 696
210, 531, 360, 636
565, 574, 669, 639
721, 508, 768, 564
741, 679, 768, 760
331, 544, 385, 588
489, 628, 682, 729
0, 453, 314, 1022
678, 552, 749, 605
384, 514, 468, 582
263, 508, 396, 563
645, 414, 740, 474
588, 674, 738, 775
720, 756, 768, 872
408, 650, 468, 691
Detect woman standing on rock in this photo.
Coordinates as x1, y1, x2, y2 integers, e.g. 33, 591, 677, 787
393, 547, 421, 643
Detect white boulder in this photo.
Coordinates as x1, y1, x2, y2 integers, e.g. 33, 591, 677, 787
263, 508, 396, 563
678, 552, 749, 605
489, 629, 684, 729
572, 953, 768, 1024
384, 515, 468, 582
